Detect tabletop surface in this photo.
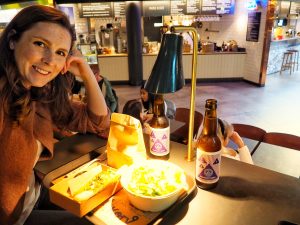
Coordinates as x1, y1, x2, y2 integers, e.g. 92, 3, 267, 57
162, 141, 300, 225
37, 135, 300, 225
252, 142, 300, 179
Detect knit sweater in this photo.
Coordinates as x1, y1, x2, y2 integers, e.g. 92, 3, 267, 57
0, 100, 110, 224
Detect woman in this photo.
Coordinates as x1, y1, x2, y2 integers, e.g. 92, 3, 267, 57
218, 119, 253, 164
123, 84, 176, 124
122, 84, 155, 125
0, 5, 109, 225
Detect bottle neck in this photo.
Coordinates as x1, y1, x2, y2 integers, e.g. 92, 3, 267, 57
153, 94, 165, 117
201, 109, 218, 135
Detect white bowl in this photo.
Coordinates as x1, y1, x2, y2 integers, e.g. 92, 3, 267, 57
120, 160, 187, 212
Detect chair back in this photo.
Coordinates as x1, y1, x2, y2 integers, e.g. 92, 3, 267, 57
262, 132, 300, 151
232, 123, 266, 141
171, 107, 203, 144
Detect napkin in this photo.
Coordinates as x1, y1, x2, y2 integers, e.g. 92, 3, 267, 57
107, 113, 147, 169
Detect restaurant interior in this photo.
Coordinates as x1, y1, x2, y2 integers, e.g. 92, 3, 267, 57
0, 0, 299, 224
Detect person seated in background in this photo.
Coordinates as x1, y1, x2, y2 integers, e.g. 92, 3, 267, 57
122, 83, 176, 126
218, 119, 253, 164
71, 66, 119, 113
194, 119, 253, 164
94, 72, 119, 113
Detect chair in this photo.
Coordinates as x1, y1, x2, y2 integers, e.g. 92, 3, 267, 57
171, 108, 203, 145
287, 49, 299, 72
262, 132, 300, 151
280, 51, 293, 75
232, 123, 267, 154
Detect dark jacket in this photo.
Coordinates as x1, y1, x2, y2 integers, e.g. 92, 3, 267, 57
98, 77, 118, 113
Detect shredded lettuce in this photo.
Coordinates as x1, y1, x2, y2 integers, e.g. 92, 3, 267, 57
127, 164, 186, 197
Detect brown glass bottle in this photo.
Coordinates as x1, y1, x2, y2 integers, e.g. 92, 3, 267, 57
149, 94, 170, 160
195, 99, 222, 189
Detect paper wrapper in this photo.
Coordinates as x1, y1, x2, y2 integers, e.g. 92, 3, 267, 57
107, 113, 146, 169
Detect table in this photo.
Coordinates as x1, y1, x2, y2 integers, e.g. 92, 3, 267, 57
252, 142, 300, 178
35, 133, 107, 188
159, 141, 300, 225
37, 136, 300, 225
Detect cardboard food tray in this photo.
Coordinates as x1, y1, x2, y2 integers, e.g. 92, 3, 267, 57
49, 159, 122, 217
86, 173, 196, 225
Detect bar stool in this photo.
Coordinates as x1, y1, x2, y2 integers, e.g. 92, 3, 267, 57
287, 49, 299, 72
280, 51, 293, 75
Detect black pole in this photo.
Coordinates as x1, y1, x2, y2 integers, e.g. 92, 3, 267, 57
126, 1, 143, 86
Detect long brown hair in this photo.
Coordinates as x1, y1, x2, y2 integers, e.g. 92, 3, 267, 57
0, 5, 76, 126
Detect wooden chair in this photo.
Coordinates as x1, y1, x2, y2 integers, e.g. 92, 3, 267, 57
171, 108, 203, 145
262, 132, 300, 151
232, 123, 267, 154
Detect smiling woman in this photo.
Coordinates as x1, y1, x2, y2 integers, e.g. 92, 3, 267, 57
0, 5, 109, 225
13, 22, 72, 88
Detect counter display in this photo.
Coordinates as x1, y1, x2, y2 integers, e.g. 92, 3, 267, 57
97, 51, 246, 81
267, 37, 300, 74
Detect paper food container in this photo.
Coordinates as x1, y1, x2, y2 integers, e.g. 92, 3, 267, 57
49, 159, 122, 217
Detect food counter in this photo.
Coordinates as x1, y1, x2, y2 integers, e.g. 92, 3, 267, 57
97, 51, 246, 82
267, 36, 300, 74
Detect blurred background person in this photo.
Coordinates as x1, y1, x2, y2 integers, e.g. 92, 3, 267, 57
123, 82, 176, 125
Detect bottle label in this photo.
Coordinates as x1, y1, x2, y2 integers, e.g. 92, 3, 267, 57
196, 149, 221, 184
149, 126, 170, 156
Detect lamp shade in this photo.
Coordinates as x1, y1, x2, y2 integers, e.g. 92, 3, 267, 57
145, 33, 185, 94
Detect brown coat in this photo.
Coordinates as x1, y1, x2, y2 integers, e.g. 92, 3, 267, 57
0, 101, 110, 224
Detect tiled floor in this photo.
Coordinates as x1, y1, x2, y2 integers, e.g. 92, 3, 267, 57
113, 71, 300, 136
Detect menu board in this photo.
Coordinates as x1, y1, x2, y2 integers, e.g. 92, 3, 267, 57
217, 0, 234, 14
79, 3, 113, 18
113, 2, 126, 17
75, 0, 234, 18
201, 0, 217, 14
171, 0, 187, 15
290, 2, 300, 14
201, 0, 234, 15
142, 1, 170, 17
186, 0, 201, 15
246, 12, 261, 42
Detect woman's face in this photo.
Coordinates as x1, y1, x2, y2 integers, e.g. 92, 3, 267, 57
140, 88, 149, 102
12, 22, 72, 88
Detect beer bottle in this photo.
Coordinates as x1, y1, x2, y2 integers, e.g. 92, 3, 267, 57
196, 99, 222, 189
149, 94, 170, 160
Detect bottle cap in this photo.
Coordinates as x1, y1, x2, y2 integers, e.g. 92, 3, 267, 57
205, 99, 217, 109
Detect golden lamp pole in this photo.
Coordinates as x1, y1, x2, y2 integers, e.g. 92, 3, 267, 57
171, 26, 198, 162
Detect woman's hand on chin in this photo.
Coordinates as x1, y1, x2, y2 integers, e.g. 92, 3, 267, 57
62, 49, 90, 79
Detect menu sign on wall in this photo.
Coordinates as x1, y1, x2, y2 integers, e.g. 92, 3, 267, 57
142, 1, 170, 17
113, 2, 126, 17
79, 3, 113, 18
246, 12, 261, 42
217, 0, 233, 14
171, 0, 187, 15
201, 0, 234, 15
186, 0, 201, 15
201, 0, 217, 14
290, 2, 300, 14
